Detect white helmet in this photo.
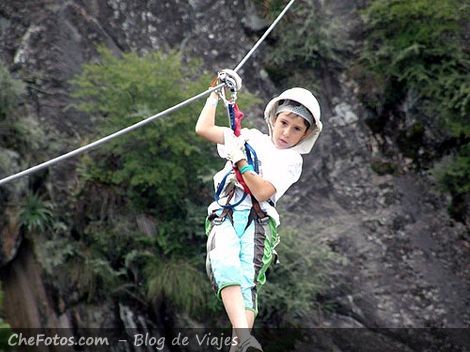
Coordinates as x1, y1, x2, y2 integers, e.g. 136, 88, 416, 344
264, 87, 322, 154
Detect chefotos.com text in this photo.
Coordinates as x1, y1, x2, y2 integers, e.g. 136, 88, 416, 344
8, 333, 110, 347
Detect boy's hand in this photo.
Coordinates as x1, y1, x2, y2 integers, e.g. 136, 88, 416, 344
225, 133, 247, 164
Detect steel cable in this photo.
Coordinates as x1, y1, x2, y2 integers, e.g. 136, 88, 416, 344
0, 0, 296, 186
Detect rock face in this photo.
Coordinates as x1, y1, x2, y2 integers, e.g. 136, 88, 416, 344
0, 0, 468, 350
285, 70, 469, 329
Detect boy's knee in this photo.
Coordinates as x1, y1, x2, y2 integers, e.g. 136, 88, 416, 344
241, 285, 258, 315
208, 247, 243, 290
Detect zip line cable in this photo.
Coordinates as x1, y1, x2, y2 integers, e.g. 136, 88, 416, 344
234, 0, 295, 73
0, 0, 296, 187
0, 84, 224, 186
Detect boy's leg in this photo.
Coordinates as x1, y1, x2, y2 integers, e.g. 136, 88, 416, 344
206, 218, 242, 294
221, 286, 253, 352
224, 209, 257, 327
220, 286, 249, 329
206, 210, 263, 351
236, 216, 267, 352
246, 310, 255, 328
206, 215, 253, 347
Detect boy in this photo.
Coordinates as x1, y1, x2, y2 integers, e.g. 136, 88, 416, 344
195, 70, 322, 352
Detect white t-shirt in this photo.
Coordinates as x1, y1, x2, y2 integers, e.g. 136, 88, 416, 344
208, 128, 303, 226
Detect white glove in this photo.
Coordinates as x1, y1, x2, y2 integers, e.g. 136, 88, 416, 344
218, 69, 242, 91
224, 132, 247, 164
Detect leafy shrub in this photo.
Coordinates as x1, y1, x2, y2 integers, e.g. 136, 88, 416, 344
433, 145, 470, 220
19, 192, 54, 232
71, 47, 257, 314
257, 0, 351, 90
357, 0, 469, 220
0, 61, 45, 181
358, 0, 469, 135
73, 48, 257, 217
258, 228, 344, 327
35, 239, 77, 275
436, 145, 470, 195
0, 62, 32, 155
71, 48, 218, 291
0, 63, 24, 121
72, 48, 218, 218
81, 257, 127, 303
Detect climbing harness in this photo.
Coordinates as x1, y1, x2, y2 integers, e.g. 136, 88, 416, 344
0, 0, 297, 187
211, 70, 272, 226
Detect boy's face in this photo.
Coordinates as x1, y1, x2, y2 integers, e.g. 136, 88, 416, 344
272, 112, 310, 149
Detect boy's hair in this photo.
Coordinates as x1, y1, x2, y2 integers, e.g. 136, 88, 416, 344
275, 99, 315, 129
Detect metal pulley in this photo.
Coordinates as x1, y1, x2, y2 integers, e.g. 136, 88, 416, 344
216, 69, 242, 104
217, 69, 242, 92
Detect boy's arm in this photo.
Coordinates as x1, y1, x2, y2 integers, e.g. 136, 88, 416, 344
224, 134, 276, 202
195, 92, 226, 144
236, 159, 276, 202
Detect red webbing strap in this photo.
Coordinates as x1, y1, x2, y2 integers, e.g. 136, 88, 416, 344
230, 103, 251, 194
233, 104, 244, 136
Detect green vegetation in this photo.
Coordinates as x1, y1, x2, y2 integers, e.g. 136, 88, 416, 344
71, 48, 256, 316
358, 0, 469, 134
0, 63, 24, 121
0, 61, 24, 342
0, 62, 24, 162
436, 145, 470, 196
0, 61, 45, 178
258, 0, 350, 91
73, 48, 216, 218
72, 46, 340, 323
258, 228, 344, 327
1, 0, 467, 332
145, 256, 210, 313
258, 0, 468, 221
370, 158, 400, 176
356, 0, 469, 219
19, 192, 54, 232
433, 145, 470, 220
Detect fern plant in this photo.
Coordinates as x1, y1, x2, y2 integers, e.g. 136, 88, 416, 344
19, 193, 54, 232
145, 256, 211, 315
356, 0, 469, 220
358, 0, 469, 134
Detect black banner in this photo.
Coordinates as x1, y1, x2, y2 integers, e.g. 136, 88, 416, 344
0, 328, 469, 352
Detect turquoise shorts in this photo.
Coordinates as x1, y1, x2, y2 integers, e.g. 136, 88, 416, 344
205, 208, 278, 315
